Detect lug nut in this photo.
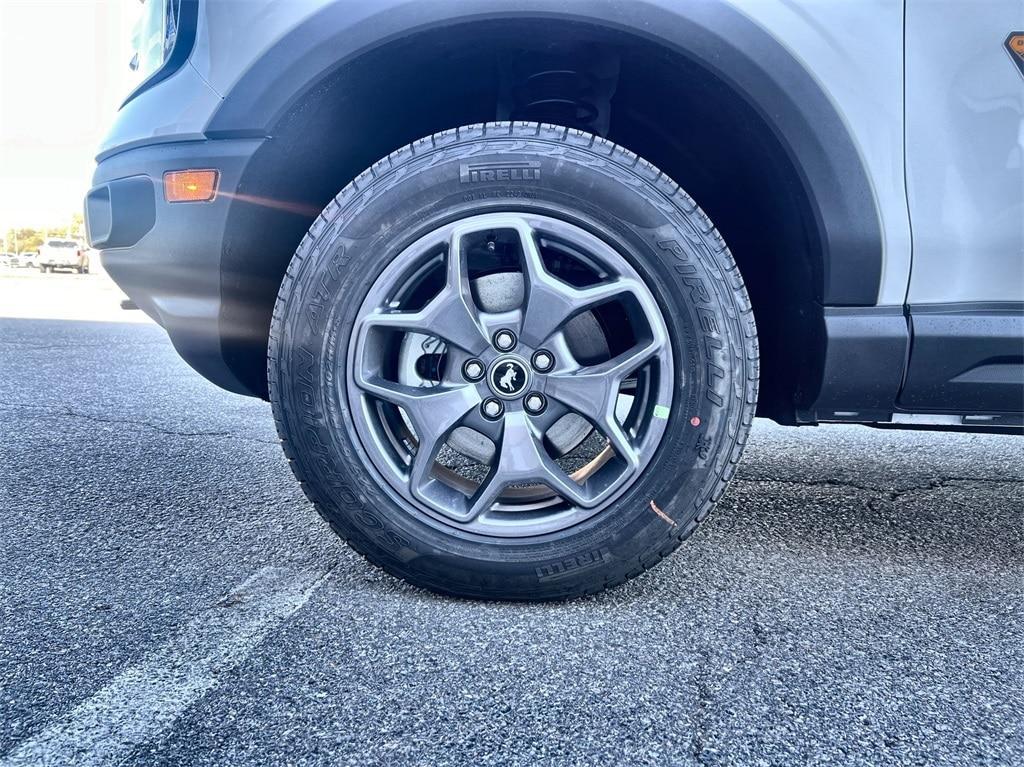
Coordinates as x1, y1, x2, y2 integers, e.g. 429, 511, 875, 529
462, 359, 485, 382
531, 350, 554, 373
493, 329, 517, 351
524, 392, 547, 415
482, 398, 504, 419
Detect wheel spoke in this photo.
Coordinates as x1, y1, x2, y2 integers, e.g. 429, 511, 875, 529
543, 338, 662, 468
361, 298, 486, 356
458, 402, 506, 443
356, 375, 474, 420
525, 396, 573, 436
360, 233, 489, 354
511, 221, 644, 347
464, 462, 510, 521
464, 412, 595, 520
601, 418, 639, 471
545, 339, 660, 418
584, 336, 664, 383
356, 377, 497, 513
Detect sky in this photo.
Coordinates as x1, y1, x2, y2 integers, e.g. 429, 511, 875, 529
0, 1, 137, 231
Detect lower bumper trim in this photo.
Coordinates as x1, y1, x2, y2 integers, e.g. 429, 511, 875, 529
85, 175, 156, 249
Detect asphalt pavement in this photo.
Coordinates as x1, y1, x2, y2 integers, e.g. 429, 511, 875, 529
1, 269, 1022, 766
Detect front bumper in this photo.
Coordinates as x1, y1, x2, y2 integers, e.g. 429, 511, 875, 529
84, 138, 265, 396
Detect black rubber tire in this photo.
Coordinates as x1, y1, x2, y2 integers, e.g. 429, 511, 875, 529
269, 122, 758, 600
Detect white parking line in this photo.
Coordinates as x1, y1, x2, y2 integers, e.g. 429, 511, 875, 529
1, 565, 334, 767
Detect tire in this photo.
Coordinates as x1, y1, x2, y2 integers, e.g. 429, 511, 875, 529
269, 122, 758, 600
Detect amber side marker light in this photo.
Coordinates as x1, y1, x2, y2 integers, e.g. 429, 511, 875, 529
164, 169, 219, 202
1006, 32, 1024, 77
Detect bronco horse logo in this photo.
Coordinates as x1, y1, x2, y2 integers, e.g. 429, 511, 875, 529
498, 363, 519, 393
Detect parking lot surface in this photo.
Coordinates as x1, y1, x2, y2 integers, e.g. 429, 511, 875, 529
1, 270, 1022, 766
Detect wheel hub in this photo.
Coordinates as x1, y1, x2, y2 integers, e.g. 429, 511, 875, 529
488, 356, 530, 399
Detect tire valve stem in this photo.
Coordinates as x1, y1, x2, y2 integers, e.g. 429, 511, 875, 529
487, 240, 496, 253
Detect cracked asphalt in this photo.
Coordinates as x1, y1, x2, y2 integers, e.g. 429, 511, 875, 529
1, 272, 1023, 766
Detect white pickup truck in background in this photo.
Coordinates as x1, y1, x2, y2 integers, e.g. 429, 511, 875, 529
37, 239, 87, 274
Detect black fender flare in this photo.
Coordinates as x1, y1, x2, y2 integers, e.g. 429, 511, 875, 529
206, 0, 882, 306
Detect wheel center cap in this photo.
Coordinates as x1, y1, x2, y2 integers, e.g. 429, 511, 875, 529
488, 356, 530, 399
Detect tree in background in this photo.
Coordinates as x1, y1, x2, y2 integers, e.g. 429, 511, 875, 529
3, 213, 85, 253
3, 227, 44, 254
68, 213, 85, 240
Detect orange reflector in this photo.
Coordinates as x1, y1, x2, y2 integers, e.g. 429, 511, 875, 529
163, 169, 219, 202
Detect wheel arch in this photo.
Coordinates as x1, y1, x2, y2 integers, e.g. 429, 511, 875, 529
209, 0, 883, 422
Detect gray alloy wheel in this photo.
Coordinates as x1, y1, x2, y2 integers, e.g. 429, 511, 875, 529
348, 212, 673, 538
269, 122, 758, 600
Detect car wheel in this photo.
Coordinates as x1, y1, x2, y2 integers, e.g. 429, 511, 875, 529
269, 122, 758, 600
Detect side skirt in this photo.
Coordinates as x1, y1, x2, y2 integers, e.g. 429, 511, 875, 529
899, 302, 1024, 415
797, 303, 1024, 428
